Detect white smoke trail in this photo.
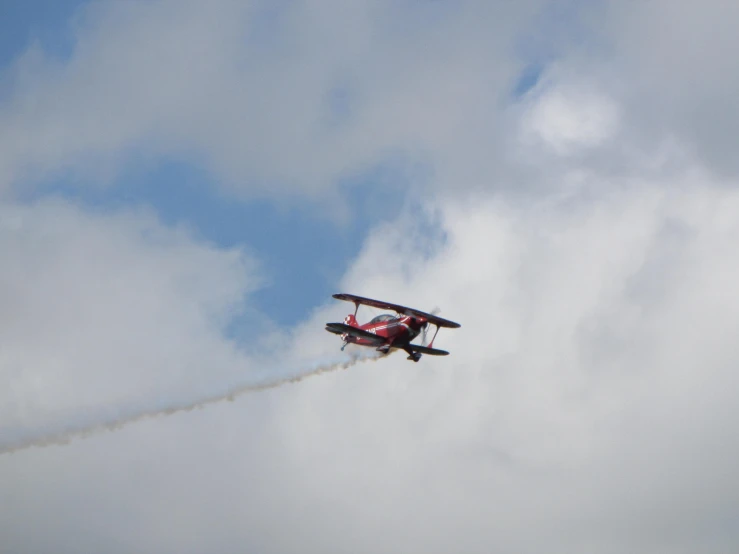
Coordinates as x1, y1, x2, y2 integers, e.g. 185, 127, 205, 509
0, 351, 383, 456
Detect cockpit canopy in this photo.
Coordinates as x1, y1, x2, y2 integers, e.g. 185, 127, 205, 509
369, 313, 396, 324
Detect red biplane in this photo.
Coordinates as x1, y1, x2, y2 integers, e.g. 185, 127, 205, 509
325, 293, 461, 362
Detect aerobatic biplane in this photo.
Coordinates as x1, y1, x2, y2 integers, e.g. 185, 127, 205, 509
325, 293, 461, 362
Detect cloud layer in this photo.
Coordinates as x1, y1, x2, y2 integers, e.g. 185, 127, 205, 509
5, 168, 739, 553
0, 0, 544, 201
0, 198, 262, 449
3, 0, 739, 553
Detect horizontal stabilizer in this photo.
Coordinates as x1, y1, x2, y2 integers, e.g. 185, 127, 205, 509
405, 343, 449, 356
325, 322, 386, 345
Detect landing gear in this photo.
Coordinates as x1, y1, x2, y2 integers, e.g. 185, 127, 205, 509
376, 344, 391, 355
403, 346, 421, 362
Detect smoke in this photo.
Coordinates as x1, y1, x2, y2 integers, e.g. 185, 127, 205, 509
0, 350, 384, 456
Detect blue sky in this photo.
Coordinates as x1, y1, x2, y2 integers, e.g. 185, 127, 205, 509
0, 0, 84, 66
23, 154, 412, 328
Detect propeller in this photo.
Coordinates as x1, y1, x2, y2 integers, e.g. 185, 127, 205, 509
421, 306, 441, 346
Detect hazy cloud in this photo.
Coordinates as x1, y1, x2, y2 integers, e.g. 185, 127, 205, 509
0, 0, 544, 201
599, 0, 739, 177
5, 168, 739, 553
3, 1, 739, 553
0, 198, 263, 448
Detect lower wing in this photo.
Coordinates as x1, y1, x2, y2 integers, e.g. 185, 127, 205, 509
405, 343, 449, 356
325, 322, 386, 345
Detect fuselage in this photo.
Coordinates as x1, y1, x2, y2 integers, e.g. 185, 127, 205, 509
342, 312, 424, 347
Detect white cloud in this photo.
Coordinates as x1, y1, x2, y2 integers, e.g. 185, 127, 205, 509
253, 170, 739, 553
0, 0, 544, 201
519, 80, 619, 155
0, 197, 263, 448
3, 0, 738, 197
4, 163, 739, 553
3, 1, 739, 553
595, 0, 739, 176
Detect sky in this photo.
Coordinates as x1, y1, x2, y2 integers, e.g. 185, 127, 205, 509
2, 0, 739, 553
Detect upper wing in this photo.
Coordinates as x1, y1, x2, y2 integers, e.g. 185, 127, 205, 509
325, 322, 386, 345
332, 293, 461, 329
405, 343, 449, 356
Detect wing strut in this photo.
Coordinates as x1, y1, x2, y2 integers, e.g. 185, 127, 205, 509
427, 324, 441, 348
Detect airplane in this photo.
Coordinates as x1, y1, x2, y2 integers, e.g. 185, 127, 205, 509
325, 293, 461, 362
